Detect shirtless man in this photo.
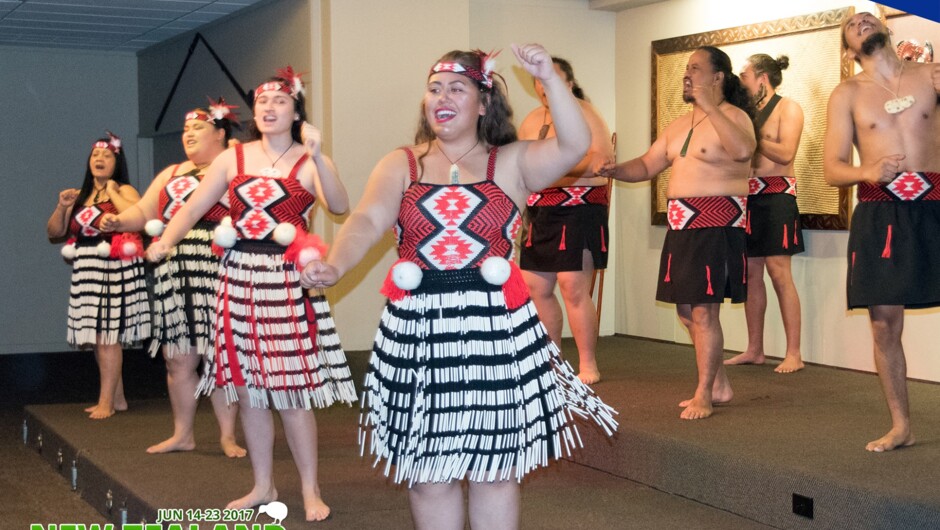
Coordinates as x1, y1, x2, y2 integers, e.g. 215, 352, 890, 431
725, 54, 805, 373
600, 47, 756, 419
825, 12, 940, 452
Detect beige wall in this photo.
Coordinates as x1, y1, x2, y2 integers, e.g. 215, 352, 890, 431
611, 0, 940, 380
322, 0, 617, 349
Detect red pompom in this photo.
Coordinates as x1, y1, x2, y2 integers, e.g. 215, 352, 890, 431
110, 232, 144, 260
211, 243, 225, 257
284, 231, 329, 268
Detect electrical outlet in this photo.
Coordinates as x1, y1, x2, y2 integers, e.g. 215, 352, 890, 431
793, 493, 814, 519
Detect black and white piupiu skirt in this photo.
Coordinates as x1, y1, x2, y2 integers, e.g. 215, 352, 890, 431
360, 267, 618, 485
67, 238, 151, 348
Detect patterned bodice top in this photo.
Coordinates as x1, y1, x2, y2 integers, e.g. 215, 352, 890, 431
70, 200, 118, 239
158, 165, 230, 224
396, 146, 522, 270
227, 143, 314, 241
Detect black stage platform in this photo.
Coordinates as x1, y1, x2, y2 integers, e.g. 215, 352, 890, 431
18, 336, 940, 529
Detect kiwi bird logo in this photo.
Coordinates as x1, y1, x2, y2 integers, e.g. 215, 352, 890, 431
255, 501, 288, 525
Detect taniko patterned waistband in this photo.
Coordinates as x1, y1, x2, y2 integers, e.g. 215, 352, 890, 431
858, 172, 940, 202
667, 196, 747, 230
749, 176, 797, 196
527, 186, 609, 207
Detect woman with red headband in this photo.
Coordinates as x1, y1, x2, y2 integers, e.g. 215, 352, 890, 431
47, 132, 151, 420
101, 101, 246, 458
300, 44, 617, 529
146, 69, 353, 522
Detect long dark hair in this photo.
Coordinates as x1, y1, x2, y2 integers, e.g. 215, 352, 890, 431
747, 54, 789, 89
699, 46, 754, 118
552, 57, 586, 101
247, 77, 307, 144
74, 139, 130, 209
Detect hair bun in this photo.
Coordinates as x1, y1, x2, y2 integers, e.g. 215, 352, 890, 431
775, 55, 790, 70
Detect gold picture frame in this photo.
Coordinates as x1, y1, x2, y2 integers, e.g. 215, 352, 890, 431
650, 7, 854, 229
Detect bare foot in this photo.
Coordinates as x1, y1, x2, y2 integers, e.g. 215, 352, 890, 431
679, 383, 733, 408
113, 401, 128, 412
88, 405, 115, 420
304, 493, 331, 522
774, 355, 805, 374
84, 405, 96, 413
147, 435, 196, 454
866, 429, 915, 452
226, 486, 277, 510
724, 351, 765, 365
680, 397, 713, 420
220, 436, 247, 458
578, 369, 601, 385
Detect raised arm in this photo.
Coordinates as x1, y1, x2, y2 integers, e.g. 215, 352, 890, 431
47, 188, 79, 241
569, 101, 614, 178
300, 150, 409, 288
823, 84, 902, 187
298, 121, 349, 216
759, 99, 803, 165
512, 44, 591, 193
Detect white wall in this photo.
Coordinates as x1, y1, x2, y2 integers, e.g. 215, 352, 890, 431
611, 0, 940, 379
0, 47, 138, 355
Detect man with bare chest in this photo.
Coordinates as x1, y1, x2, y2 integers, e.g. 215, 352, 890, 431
600, 47, 756, 419
725, 54, 805, 374
824, 12, 940, 451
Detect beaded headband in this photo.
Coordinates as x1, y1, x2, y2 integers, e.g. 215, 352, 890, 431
254, 66, 305, 100
93, 130, 121, 154
429, 49, 500, 90
185, 96, 239, 125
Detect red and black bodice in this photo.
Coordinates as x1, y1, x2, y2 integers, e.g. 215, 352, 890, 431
396, 146, 522, 270
158, 165, 230, 224
227, 143, 314, 241
70, 200, 118, 240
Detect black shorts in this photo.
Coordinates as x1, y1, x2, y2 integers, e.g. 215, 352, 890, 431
746, 193, 804, 257
520, 203, 608, 272
847, 200, 940, 309
656, 226, 747, 305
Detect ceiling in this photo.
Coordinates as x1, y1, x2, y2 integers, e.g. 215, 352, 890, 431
0, 0, 269, 53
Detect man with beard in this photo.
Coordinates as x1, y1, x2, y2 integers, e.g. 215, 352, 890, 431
600, 47, 755, 419
824, 11, 940, 452
725, 54, 805, 374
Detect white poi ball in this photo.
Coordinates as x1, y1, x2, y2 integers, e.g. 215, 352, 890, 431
96, 241, 112, 257
392, 261, 423, 291
272, 222, 297, 246
213, 223, 237, 249
480, 256, 511, 286
60, 244, 77, 260
144, 219, 165, 237
297, 247, 322, 268
122, 241, 138, 257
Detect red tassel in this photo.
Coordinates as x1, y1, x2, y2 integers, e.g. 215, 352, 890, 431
525, 223, 533, 248
664, 253, 672, 282
600, 226, 607, 252
705, 265, 714, 295
881, 224, 893, 258
793, 220, 799, 245
66, 237, 76, 246
558, 225, 567, 251
151, 235, 160, 244
851, 251, 856, 285
380, 259, 413, 302
746, 212, 751, 234
742, 253, 747, 284
782, 224, 789, 249
284, 231, 329, 267
211, 243, 225, 257
502, 261, 530, 310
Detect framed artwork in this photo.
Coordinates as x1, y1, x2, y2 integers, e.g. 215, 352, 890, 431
650, 7, 854, 229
